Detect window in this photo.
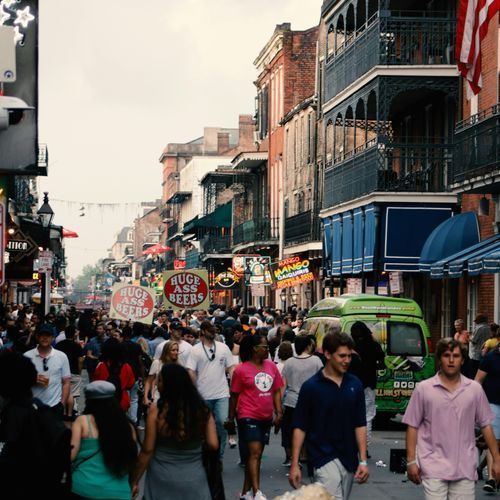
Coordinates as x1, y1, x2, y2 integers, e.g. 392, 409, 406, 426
302, 317, 342, 350
387, 322, 425, 356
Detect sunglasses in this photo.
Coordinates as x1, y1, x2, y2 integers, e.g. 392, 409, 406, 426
42, 358, 49, 372
208, 348, 215, 361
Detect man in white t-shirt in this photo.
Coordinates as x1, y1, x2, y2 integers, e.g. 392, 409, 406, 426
24, 324, 71, 415
186, 320, 236, 459
154, 321, 192, 366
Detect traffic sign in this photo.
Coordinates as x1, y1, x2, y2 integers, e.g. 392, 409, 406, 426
38, 250, 53, 273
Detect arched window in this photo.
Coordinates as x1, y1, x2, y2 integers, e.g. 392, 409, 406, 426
355, 98, 366, 151
356, 0, 367, 32
346, 4, 356, 46
334, 112, 344, 161
345, 106, 355, 156
327, 24, 335, 57
326, 119, 334, 162
335, 15, 345, 54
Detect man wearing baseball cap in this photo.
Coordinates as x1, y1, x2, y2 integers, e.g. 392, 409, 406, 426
24, 323, 71, 416
153, 319, 193, 366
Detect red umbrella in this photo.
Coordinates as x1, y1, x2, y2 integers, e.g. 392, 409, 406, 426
142, 243, 172, 255
62, 228, 79, 238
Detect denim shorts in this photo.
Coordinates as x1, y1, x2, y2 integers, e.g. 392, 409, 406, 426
237, 418, 272, 445
491, 403, 500, 439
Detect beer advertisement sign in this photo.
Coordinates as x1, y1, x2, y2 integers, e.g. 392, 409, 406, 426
110, 284, 155, 324
163, 269, 210, 310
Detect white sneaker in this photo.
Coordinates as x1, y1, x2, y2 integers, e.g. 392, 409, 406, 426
239, 491, 253, 500
253, 491, 267, 500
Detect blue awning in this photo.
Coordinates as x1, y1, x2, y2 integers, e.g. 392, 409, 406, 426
419, 212, 479, 272
353, 208, 364, 274
467, 240, 500, 275
331, 215, 342, 276
323, 218, 332, 260
431, 233, 500, 279
483, 250, 500, 272
363, 205, 376, 272
341, 211, 353, 274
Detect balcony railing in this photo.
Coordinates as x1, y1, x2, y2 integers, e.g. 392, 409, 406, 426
232, 218, 279, 247
323, 138, 451, 208
452, 104, 500, 185
284, 210, 321, 246
167, 222, 178, 239
325, 12, 455, 102
202, 233, 232, 254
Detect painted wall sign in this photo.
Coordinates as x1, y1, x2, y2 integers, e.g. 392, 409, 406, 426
110, 284, 155, 323
163, 269, 210, 310
271, 255, 314, 289
244, 256, 272, 285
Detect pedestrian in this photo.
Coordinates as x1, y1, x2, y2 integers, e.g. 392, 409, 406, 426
350, 321, 385, 449
475, 342, 500, 492
289, 332, 368, 499
85, 322, 108, 379
280, 335, 323, 467
453, 318, 470, 348
226, 332, 284, 500
469, 314, 490, 378
131, 363, 218, 500
403, 337, 500, 499
186, 319, 236, 460
276, 341, 294, 375
24, 323, 71, 416
120, 326, 145, 424
148, 325, 167, 357
0, 350, 70, 498
71, 381, 138, 500
144, 340, 179, 405
482, 323, 500, 357
154, 320, 193, 366
93, 338, 135, 412
55, 324, 85, 421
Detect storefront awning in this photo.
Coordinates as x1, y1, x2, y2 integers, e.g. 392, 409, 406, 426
325, 204, 453, 277
430, 233, 500, 279
419, 212, 479, 272
182, 203, 232, 234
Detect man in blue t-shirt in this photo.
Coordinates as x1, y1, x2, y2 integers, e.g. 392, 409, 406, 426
289, 332, 369, 499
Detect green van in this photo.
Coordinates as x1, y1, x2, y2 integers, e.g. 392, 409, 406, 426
303, 294, 435, 415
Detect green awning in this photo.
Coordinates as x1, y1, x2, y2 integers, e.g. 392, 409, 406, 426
182, 202, 232, 234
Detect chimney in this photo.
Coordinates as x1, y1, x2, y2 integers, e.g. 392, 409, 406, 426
217, 132, 230, 154
238, 115, 256, 150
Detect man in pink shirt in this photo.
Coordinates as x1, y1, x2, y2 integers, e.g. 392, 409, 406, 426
403, 338, 500, 499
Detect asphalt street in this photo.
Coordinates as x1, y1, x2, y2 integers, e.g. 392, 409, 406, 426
221, 426, 497, 499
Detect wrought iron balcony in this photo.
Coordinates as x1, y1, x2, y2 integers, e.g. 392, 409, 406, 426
323, 138, 451, 208
232, 218, 279, 247
202, 233, 232, 254
284, 210, 321, 246
452, 104, 500, 185
325, 12, 455, 102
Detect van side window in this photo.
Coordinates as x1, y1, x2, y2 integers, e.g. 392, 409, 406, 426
387, 322, 425, 356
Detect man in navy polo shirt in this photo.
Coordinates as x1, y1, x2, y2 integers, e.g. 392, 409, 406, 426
289, 332, 369, 499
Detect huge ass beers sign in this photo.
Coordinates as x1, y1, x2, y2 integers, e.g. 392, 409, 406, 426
163, 269, 210, 311
110, 284, 155, 324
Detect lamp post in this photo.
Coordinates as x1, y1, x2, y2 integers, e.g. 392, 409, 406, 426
243, 264, 252, 310
291, 288, 298, 305
37, 192, 54, 317
280, 289, 287, 313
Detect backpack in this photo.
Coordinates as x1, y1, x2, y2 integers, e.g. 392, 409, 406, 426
106, 362, 123, 402
31, 399, 72, 496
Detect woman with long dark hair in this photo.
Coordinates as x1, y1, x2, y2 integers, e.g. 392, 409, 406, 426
131, 363, 218, 499
70, 381, 137, 499
93, 338, 135, 411
226, 332, 284, 500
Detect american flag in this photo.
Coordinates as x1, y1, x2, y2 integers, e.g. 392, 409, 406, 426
456, 0, 500, 95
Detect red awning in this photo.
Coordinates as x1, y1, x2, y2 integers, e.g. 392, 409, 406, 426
142, 243, 172, 255
62, 228, 79, 238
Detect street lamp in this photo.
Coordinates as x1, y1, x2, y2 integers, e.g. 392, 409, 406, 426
291, 289, 298, 304
37, 192, 54, 317
280, 289, 287, 312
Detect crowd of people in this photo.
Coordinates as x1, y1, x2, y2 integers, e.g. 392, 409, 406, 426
0, 302, 498, 500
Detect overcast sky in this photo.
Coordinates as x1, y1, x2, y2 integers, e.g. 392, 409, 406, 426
37, 0, 322, 279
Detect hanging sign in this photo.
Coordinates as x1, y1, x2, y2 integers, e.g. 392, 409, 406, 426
244, 256, 272, 285
110, 284, 155, 323
38, 250, 53, 273
271, 255, 314, 289
251, 284, 266, 297
214, 269, 239, 290
163, 269, 210, 310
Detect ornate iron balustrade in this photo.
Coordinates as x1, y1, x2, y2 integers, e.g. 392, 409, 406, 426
232, 218, 279, 247
284, 210, 321, 246
167, 222, 178, 239
202, 233, 232, 254
323, 138, 451, 208
452, 104, 500, 184
325, 13, 455, 102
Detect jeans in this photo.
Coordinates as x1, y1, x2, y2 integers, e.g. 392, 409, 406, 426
128, 381, 139, 424
205, 397, 229, 459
